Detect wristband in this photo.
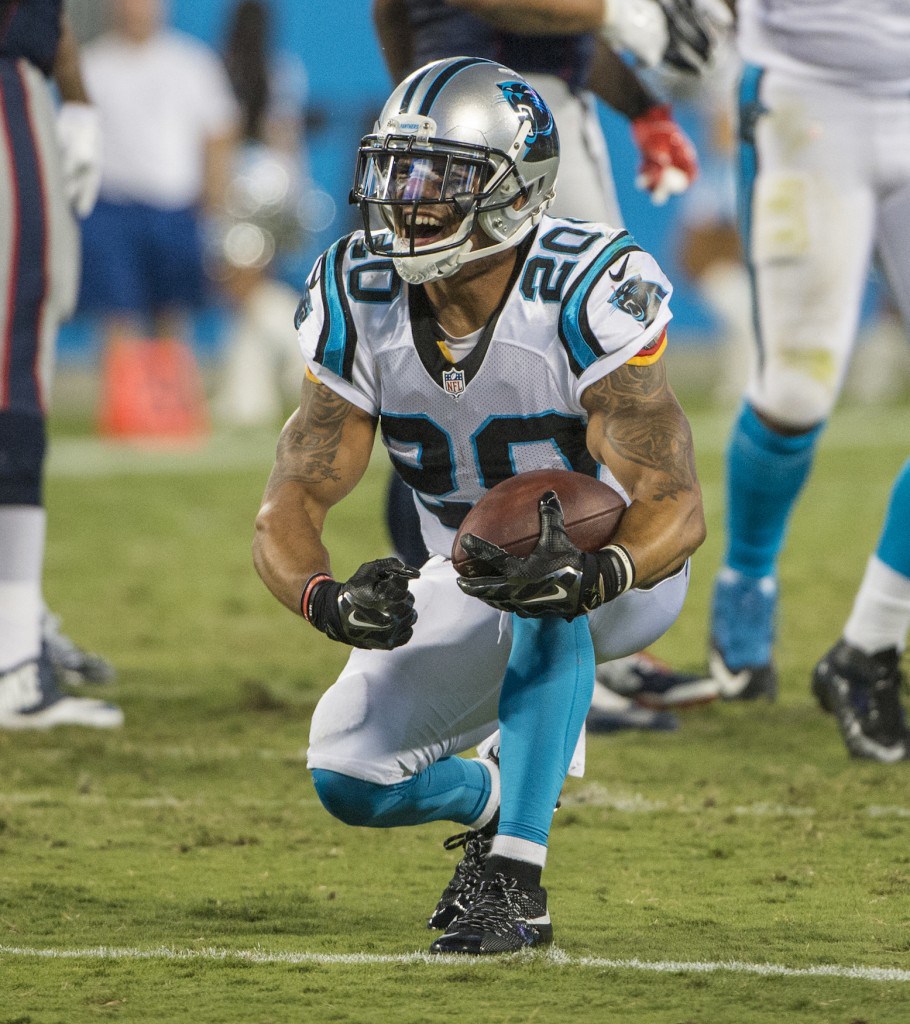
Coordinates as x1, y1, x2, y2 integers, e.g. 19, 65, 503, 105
300, 572, 333, 621
600, 543, 636, 596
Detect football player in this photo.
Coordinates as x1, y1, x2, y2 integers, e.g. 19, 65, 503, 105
704, 0, 910, 719
254, 58, 705, 953
0, 5, 122, 727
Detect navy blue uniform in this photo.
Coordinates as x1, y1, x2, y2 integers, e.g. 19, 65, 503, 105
0, 0, 70, 503
0, 0, 62, 75
404, 0, 594, 93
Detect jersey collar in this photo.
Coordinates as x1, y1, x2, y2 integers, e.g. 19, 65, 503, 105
408, 229, 536, 394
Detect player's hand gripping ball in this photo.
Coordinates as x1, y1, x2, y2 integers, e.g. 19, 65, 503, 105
452, 470, 632, 620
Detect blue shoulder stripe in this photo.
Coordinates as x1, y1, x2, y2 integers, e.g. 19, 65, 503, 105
314, 235, 358, 382
558, 232, 642, 377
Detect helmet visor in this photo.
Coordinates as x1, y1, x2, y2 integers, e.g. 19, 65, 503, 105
355, 148, 492, 258
359, 151, 489, 205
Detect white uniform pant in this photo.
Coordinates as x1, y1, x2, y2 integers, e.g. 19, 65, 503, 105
744, 67, 910, 428
307, 556, 689, 785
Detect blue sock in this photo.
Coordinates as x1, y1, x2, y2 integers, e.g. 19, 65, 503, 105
497, 615, 595, 847
310, 756, 490, 828
877, 458, 910, 578
725, 404, 823, 578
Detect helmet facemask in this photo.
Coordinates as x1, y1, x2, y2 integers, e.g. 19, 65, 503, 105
354, 131, 529, 284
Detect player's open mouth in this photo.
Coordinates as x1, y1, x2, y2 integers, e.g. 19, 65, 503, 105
395, 206, 458, 246
398, 213, 451, 246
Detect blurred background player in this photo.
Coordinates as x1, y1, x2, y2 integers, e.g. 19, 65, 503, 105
0, 5, 122, 727
705, 0, 910, 702
812, 458, 910, 762
210, 0, 310, 428
373, 0, 726, 725
665, 30, 752, 405
76, 0, 238, 372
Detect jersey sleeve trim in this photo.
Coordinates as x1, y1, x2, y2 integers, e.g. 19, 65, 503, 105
626, 327, 667, 366
314, 233, 359, 384
304, 359, 378, 417
558, 232, 643, 377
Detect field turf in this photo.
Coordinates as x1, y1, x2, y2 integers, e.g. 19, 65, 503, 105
1, 397, 908, 1023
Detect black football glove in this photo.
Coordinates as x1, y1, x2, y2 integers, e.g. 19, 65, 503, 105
455, 492, 635, 620
305, 558, 419, 650
659, 0, 731, 76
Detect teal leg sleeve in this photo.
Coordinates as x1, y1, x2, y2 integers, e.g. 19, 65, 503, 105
726, 404, 823, 577
497, 615, 595, 847
310, 756, 491, 828
877, 458, 910, 577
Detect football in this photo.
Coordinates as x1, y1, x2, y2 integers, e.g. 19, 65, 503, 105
452, 468, 627, 577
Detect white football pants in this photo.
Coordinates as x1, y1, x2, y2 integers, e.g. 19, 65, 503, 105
743, 67, 910, 428
307, 555, 688, 785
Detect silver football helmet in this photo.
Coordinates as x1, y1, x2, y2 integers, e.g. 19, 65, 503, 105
351, 57, 560, 285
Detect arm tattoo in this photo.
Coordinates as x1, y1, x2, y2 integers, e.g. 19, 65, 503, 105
587, 361, 698, 502
272, 382, 354, 486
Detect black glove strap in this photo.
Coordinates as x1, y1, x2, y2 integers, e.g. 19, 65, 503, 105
590, 544, 636, 606
302, 574, 344, 638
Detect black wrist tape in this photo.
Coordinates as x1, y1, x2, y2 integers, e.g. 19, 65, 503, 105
304, 576, 342, 636
595, 543, 636, 601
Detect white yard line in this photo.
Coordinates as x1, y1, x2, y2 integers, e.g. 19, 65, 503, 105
0, 943, 907, 981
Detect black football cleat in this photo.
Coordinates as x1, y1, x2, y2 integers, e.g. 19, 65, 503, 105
427, 815, 498, 930
709, 643, 779, 701
429, 873, 553, 955
812, 639, 908, 763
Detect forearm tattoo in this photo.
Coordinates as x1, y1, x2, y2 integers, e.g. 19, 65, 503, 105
587, 362, 698, 503
271, 382, 353, 487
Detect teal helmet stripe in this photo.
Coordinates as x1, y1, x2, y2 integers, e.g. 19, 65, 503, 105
315, 236, 358, 381
559, 233, 642, 375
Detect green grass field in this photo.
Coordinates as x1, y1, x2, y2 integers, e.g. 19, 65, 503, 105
2, 395, 909, 1023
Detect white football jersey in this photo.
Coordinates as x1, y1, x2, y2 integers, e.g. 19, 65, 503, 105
297, 216, 673, 557
738, 0, 910, 94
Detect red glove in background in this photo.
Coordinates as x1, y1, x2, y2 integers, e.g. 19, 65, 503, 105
631, 104, 699, 205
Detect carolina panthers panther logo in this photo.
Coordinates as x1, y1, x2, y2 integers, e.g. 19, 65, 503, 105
609, 276, 668, 327
498, 81, 558, 163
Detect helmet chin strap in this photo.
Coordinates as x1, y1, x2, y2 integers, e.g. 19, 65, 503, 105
393, 246, 473, 285
391, 210, 478, 284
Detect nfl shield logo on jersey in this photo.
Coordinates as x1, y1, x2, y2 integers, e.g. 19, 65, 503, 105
442, 367, 466, 396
